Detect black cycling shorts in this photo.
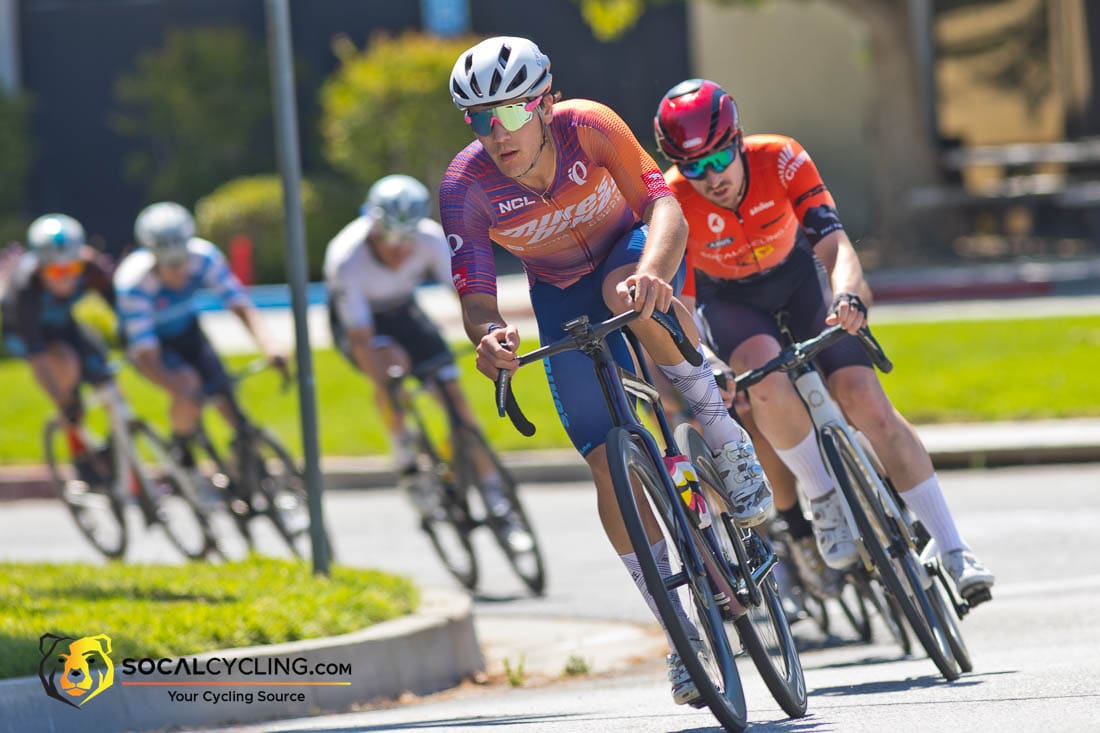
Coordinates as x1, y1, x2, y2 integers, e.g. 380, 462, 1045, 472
696, 245, 871, 376
329, 298, 454, 381
158, 321, 232, 395
2, 321, 111, 385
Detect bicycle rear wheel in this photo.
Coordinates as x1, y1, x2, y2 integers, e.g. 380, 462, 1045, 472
454, 424, 545, 595
608, 426, 748, 732
248, 428, 332, 562
821, 427, 960, 680
677, 423, 807, 719
129, 422, 216, 560
44, 418, 127, 559
419, 470, 479, 591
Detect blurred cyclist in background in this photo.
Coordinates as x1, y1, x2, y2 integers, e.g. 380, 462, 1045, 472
323, 174, 529, 548
1, 214, 116, 485
113, 202, 285, 464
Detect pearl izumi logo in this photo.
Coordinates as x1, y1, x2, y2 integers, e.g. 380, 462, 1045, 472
39, 633, 116, 708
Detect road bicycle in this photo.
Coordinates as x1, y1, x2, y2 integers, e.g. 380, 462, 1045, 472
384, 362, 546, 596
44, 370, 216, 560
734, 318, 971, 679
496, 307, 806, 731
186, 359, 328, 562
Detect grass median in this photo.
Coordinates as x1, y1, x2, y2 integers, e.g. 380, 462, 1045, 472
0, 314, 1096, 464
0, 556, 418, 680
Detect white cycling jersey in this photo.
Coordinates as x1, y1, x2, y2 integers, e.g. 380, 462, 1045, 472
323, 215, 453, 330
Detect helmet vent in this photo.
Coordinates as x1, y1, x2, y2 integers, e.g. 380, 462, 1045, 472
506, 67, 528, 94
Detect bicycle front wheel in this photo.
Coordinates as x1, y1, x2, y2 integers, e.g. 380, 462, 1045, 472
129, 422, 216, 561
44, 418, 127, 559
249, 428, 332, 562
607, 426, 748, 732
822, 427, 960, 680
677, 423, 808, 719
454, 424, 545, 595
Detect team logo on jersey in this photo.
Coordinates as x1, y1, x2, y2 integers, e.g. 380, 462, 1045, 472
447, 234, 464, 254
499, 175, 619, 245
705, 237, 734, 249
498, 196, 537, 215
777, 143, 808, 183
707, 213, 725, 234
451, 266, 467, 291
748, 200, 775, 217
568, 161, 588, 186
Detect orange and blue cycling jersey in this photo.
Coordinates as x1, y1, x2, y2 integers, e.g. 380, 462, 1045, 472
667, 134, 844, 297
440, 99, 673, 297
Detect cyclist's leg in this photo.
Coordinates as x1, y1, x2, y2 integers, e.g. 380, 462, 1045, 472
599, 226, 770, 525
531, 274, 701, 660
827, 365, 995, 598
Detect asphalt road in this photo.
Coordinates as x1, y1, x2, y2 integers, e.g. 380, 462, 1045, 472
5, 463, 1100, 731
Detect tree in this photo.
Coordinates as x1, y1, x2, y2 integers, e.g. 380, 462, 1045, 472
0, 91, 31, 243
319, 32, 479, 196
575, 0, 954, 263
113, 27, 275, 206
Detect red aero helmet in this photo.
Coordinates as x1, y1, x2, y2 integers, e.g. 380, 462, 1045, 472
654, 78, 741, 162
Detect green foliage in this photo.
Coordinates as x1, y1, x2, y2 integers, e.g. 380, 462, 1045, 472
563, 654, 592, 676
320, 32, 479, 194
0, 91, 31, 216
0, 556, 419, 680
503, 655, 527, 687
113, 27, 274, 205
574, 0, 768, 41
195, 174, 359, 284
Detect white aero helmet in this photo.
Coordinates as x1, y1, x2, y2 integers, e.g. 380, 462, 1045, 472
449, 36, 552, 109
134, 202, 196, 263
27, 214, 86, 263
365, 175, 430, 238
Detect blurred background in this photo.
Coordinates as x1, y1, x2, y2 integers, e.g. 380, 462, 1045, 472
2, 0, 1098, 281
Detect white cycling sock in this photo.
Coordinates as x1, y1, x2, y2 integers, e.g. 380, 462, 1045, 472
900, 474, 969, 553
658, 351, 747, 452
774, 430, 834, 501
620, 539, 699, 644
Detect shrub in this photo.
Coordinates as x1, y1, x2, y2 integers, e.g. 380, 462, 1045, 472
320, 31, 479, 198
113, 27, 275, 205
195, 174, 360, 284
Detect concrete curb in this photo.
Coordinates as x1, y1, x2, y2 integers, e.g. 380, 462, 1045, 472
0, 590, 482, 733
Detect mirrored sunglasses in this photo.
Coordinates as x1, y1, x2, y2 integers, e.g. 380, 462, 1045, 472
42, 260, 85, 279
677, 146, 737, 180
464, 95, 543, 137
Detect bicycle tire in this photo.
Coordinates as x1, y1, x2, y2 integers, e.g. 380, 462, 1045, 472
821, 427, 960, 680
925, 557, 974, 672
676, 423, 807, 718
190, 431, 254, 556
419, 469, 480, 591
44, 418, 127, 559
454, 424, 546, 595
836, 580, 873, 642
129, 422, 216, 560
248, 428, 333, 562
847, 571, 911, 653
607, 426, 748, 732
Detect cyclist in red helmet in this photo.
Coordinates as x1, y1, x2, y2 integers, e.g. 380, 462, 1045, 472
654, 78, 995, 605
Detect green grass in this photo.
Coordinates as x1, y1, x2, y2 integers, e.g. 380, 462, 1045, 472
0, 556, 418, 680
0, 315, 1096, 464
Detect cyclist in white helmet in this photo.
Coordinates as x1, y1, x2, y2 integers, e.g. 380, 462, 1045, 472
114, 202, 286, 464
324, 174, 530, 549
2, 214, 116, 485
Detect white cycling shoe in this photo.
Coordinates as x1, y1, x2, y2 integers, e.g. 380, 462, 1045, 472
667, 636, 708, 707
713, 438, 773, 527
809, 490, 859, 570
942, 549, 995, 604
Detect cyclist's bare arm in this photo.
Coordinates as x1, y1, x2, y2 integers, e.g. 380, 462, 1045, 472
616, 197, 688, 319
131, 346, 195, 400
460, 291, 519, 380
815, 231, 869, 334
28, 352, 71, 408
229, 302, 286, 366
345, 325, 392, 387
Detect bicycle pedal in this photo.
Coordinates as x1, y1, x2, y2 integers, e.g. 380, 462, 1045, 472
962, 586, 992, 608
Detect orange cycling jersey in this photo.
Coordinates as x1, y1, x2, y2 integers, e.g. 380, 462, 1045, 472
666, 134, 844, 296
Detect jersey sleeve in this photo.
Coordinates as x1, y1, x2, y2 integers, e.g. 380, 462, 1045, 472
574, 102, 674, 218
422, 220, 455, 291
328, 260, 374, 331
9, 287, 46, 354
439, 165, 498, 298
780, 138, 844, 246
83, 251, 117, 307
197, 241, 250, 307
116, 285, 158, 354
